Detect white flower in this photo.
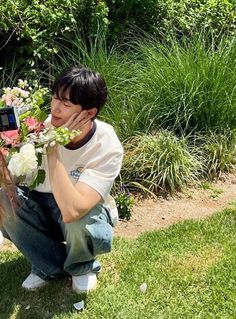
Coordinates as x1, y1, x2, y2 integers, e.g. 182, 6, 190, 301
48, 141, 56, 147
18, 79, 28, 89
35, 147, 43, 153
8, 144, 38, 178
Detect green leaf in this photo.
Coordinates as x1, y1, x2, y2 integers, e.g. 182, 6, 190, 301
29, 169, 45, 191
20, 123, 29, 142
33, 108, 48, 121
37, 152, 43, 166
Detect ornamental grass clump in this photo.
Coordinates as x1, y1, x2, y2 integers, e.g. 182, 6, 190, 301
122, 131, 200, 194
132, 35, 236, 134
198, 130, 236, 178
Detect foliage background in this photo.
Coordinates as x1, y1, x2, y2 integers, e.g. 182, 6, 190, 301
1, 0, 236, 197
1, 4, 236, 318
0, 0, 236, 67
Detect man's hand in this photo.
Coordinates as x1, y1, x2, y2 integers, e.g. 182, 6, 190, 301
64, 110, 90, 132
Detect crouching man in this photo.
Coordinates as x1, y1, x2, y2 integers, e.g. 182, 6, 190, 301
1, 66, 123, 293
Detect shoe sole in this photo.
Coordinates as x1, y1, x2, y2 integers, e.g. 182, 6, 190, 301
22, 282, 48, 291
72, 282, 97, 294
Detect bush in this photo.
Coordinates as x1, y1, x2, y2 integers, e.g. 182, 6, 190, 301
122, 131, 200, 194
198, 130, 236, 178
115, 191, 135, 221
0, 0, 109, 66
131, 35, 236, 134
106, 0, 236, 42
1, 0, 235, 68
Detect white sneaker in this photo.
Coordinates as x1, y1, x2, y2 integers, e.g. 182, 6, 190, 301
22, 273, 48, 290
72, 272, 97, 294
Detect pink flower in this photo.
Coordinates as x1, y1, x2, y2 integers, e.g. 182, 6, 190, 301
24, 117, 45, 133
1, 93, 14, 106
0, 130, 21, 146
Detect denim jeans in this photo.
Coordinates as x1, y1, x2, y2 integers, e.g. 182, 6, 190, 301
1, 186, 113, 280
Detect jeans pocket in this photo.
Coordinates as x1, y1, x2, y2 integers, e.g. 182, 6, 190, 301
86, 218, 113, 256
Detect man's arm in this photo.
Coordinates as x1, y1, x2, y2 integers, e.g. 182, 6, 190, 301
47, 147, 101, 224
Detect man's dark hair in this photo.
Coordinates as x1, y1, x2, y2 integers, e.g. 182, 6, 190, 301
52, 66, 108, 114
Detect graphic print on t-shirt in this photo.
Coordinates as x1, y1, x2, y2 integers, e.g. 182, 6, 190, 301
70, 166, 85, 182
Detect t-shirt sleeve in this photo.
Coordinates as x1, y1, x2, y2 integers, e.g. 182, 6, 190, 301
78, 147, 123, 200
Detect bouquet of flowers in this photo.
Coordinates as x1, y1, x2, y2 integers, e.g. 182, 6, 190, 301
0, 80, 80, 189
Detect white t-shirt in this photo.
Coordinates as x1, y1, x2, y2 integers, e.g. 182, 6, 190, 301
35, 117, 123, 204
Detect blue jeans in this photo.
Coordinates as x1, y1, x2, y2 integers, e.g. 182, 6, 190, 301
1, 187, 113, 280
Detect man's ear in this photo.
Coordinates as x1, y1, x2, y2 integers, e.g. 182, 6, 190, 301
87, 107, 97, 119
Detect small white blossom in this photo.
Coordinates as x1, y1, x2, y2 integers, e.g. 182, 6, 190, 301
36, 147, 43, 153
18, 79, 28, 89
48, 141, 56, 147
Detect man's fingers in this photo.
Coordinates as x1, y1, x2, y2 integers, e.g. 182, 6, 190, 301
64, 111, 89, 131
63, 113, 78, 128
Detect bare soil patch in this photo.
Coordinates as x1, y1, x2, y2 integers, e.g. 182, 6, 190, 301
114, 174, 236, 239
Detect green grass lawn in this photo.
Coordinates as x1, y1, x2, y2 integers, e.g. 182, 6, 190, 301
1, 209, 236, 319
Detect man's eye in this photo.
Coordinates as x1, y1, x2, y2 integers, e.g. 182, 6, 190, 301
64, 103, 71, 107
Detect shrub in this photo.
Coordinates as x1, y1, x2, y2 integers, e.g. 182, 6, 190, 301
122, 131, 200, 194
106, 0, 236, 42
115, 191, 135, 221
131, 35, 236, 134
198, 130, 236, 178
1, 0, 235, 68
0, 0, 109, 66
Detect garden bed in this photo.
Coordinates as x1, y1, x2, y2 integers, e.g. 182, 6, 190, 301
115, 173, 236, 238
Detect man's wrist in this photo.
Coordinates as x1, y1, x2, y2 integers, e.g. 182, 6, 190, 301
47, 146, 59, 166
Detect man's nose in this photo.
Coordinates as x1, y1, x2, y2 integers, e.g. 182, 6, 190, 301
52, 99, 62, 112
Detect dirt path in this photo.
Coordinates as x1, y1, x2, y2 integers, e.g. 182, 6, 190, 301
114, 174, 236, 239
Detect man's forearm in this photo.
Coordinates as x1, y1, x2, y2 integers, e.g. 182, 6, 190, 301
47, 149, 88, 223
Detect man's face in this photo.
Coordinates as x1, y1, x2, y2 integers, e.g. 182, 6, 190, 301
50, 95, 82, 128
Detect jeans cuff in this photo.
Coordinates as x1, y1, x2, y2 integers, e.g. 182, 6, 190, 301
32, 266, 65, 281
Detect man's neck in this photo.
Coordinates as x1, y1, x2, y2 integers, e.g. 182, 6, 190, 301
65, 120, 95, 149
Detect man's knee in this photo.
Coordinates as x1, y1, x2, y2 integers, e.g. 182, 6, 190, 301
86, 217, 113, 256
62, 205, 113, 256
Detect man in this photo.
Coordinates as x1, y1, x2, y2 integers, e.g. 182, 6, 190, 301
1, 66, 123, 293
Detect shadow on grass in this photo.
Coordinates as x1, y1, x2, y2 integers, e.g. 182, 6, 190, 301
0, 252, 87, 319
